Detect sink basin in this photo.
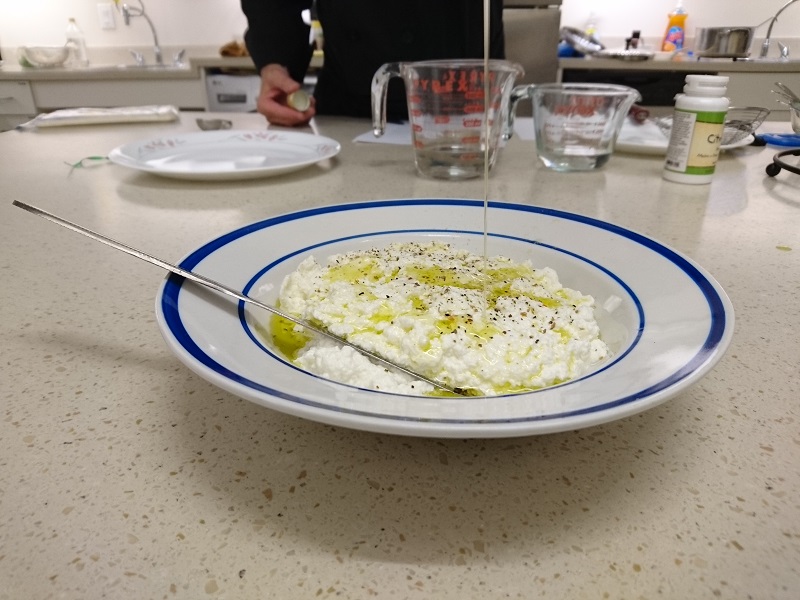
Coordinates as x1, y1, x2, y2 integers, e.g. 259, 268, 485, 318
113, 63, 190, 71
68, 63, 193, 75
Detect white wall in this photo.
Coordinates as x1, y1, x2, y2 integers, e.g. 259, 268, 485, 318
1, 0, 797, 52
1, 0, 248, 49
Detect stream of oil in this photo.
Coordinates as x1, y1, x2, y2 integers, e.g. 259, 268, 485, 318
481, 0, 491, 312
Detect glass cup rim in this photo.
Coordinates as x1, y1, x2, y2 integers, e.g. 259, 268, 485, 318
532, 83, 638, 96
399, 59, 524, 73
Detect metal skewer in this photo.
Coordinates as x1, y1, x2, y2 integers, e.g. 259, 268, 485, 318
12, 201, 464, 396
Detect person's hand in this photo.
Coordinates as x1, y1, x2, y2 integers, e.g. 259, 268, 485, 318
256, 64, 316, 126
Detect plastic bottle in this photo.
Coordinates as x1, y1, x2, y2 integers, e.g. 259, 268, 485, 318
66, 18, 89, 67
584, 12, 599, 40
663, 75, 729, 185
661, 0, 687, 52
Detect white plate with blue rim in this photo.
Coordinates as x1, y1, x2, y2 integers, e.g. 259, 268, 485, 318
109, 130, 340, 180
155, 199, 734, 438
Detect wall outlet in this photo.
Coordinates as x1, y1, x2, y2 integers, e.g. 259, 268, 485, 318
97, 3, 116, 30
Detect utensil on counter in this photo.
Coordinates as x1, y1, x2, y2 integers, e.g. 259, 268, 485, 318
593, 48, 655, 61
771, 90, 796, 106
559, 26, 605, 56
774, 81, 800, 103
559, 26, 653, 61
195, 117, 232, 131
693, 26, 755, 58
654, 106, 770, 146
12, 201, 464, 396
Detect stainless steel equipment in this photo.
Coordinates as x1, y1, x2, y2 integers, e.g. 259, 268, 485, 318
694, 26, 756, 58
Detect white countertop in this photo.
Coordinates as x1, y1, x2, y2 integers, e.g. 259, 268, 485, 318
0, 112, 798, 598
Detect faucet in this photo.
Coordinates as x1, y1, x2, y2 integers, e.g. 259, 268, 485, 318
760, 0, 800, 58
116, 0, 169, 66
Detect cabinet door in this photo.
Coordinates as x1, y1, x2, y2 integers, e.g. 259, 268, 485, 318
726, 72, 798, 120
0, 81, 36, 115
30, 79, 205, 111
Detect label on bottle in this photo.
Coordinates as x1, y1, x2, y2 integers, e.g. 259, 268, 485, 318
664, 109, 725, 176
662, 26, 685, 52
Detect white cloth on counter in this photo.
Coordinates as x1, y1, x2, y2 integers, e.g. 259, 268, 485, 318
18, 105, 180, 129
353, 118, 535, 144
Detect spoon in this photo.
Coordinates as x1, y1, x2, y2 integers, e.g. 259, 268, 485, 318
771, 91, 800, 112
196, 118, 232, 131
12, 201, 465, 396
775, 81, 800, 103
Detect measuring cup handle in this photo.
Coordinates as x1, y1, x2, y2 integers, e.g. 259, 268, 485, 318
371, 62, 402, 137
505, 84, 536, 141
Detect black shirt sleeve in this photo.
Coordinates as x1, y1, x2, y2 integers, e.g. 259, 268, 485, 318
241, 0, 314, 83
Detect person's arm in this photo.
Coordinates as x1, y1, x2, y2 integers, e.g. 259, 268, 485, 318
241, 0, 315, 125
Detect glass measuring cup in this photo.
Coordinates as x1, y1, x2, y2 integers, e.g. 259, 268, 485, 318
511, 83, 641, 171
371, 59, 524, 180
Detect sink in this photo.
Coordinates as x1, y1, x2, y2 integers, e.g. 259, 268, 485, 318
112, 63, 190, 71
70, 63, 193, 74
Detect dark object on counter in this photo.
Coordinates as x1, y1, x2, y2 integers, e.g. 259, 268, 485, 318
694, 26, 755, 58
625, 30, 642, 50
766, 147, 800, 177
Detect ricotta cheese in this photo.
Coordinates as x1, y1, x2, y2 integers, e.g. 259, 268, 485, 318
270, 241, 609, 396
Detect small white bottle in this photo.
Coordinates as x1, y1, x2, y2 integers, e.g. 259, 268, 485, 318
66, 18, 90, 67
663, 75, 729, 185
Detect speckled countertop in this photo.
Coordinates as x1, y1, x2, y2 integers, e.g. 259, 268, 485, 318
0, 112, 798, 598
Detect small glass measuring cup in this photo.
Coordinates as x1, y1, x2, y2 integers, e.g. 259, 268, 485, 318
511, 83, 641, 171
372, 59, 524, 180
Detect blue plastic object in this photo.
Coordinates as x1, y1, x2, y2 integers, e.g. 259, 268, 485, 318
760, 133, 800, 147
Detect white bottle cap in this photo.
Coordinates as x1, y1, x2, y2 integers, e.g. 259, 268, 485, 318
683, 74, 729, 96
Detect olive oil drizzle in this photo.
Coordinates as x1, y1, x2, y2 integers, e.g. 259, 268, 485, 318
482, 0, 491, 318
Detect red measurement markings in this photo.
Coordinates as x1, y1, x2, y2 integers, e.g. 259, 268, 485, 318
553, 96, 605, 117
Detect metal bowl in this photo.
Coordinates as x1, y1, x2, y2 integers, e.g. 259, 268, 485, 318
19, 46, 70, 68
559, 26, 605, 56
694, 27, 755, 58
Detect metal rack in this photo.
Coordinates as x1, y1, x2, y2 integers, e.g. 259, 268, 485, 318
766, 147, 800, 177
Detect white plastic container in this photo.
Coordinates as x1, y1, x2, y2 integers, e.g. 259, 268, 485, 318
65, 18, 89, 67
663, 75, 729, 185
